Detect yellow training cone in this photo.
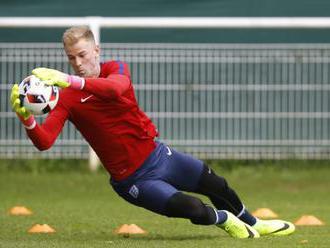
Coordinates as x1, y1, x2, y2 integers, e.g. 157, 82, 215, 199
9, 206, 33, 216
294, 215, 325, 226
252, 208, 278, 219
28, 224, 56, 233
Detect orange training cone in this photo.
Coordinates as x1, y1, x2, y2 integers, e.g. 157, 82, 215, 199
252, 208, 278, 219
294, 215, 325, 226
114, 224, 146, 237
28, 224, 56, 233
127, 224, 146, 234
9, 206, 33, 216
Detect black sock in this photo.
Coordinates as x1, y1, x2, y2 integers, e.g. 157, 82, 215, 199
238, 207, 257, 226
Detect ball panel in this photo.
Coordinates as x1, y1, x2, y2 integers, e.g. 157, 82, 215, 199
18, 94, 25, 107
27, 94, 47, 104
42, 104, 52, 114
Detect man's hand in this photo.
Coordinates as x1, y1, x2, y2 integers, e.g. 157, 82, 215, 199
32, 67, 84, 90
32, 68, 70, 88
10, 84, 31, 120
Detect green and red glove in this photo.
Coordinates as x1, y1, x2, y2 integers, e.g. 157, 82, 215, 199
32, 68, 85, 90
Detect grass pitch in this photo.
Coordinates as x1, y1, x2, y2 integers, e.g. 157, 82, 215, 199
0, 161, 329, 248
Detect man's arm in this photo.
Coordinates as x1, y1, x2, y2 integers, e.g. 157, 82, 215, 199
25, 104, 69, 151
83, 74, 130, 100
32, 61, 131, 101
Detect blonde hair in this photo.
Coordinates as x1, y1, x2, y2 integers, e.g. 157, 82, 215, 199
62, 25, 95, 47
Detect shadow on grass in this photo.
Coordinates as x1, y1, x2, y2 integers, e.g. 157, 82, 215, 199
54, 232, 220, 242
125, 233, 219, 241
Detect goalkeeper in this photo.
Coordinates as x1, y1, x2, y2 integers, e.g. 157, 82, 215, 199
11, 26, 295, 239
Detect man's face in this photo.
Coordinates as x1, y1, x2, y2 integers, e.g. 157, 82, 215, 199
64, 39, 100, 78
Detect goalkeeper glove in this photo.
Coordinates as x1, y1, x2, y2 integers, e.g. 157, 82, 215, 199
32, 67, 84, 90
10, 83, 36, 129
10, 84, 31, 120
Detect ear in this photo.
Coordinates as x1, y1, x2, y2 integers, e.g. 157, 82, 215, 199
94, 44, 100, 58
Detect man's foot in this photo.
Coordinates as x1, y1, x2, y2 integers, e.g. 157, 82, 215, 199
252, 219, 295, 236
217, 211, 260, 239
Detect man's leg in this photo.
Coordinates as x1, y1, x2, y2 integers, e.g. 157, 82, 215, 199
195, 164, 257, 225
165, 191, 259, 238
160, 146, 257, 225
195, 164, 295, 236
111, 175, 217, 225
164, 192, 219, 225
111, 177, 259, 238
147, 143, 259, 238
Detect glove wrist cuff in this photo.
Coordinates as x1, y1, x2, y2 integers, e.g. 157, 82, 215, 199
18, 114, 36, 130
68, 75, 85, 90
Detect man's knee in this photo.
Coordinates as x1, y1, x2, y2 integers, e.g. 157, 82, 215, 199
197, 164, 229, 195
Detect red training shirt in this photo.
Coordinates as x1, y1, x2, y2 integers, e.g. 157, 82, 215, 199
25, 61, 158, 181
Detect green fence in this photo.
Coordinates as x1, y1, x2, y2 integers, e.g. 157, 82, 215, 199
0, 43, 329, 159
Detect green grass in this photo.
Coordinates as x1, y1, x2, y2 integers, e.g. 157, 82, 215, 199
0, 161, 329, 248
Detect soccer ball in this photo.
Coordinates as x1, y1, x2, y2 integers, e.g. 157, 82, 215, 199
18, 75, 59, 115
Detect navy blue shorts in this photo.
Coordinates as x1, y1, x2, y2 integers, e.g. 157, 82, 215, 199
110, 142, 204, 215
